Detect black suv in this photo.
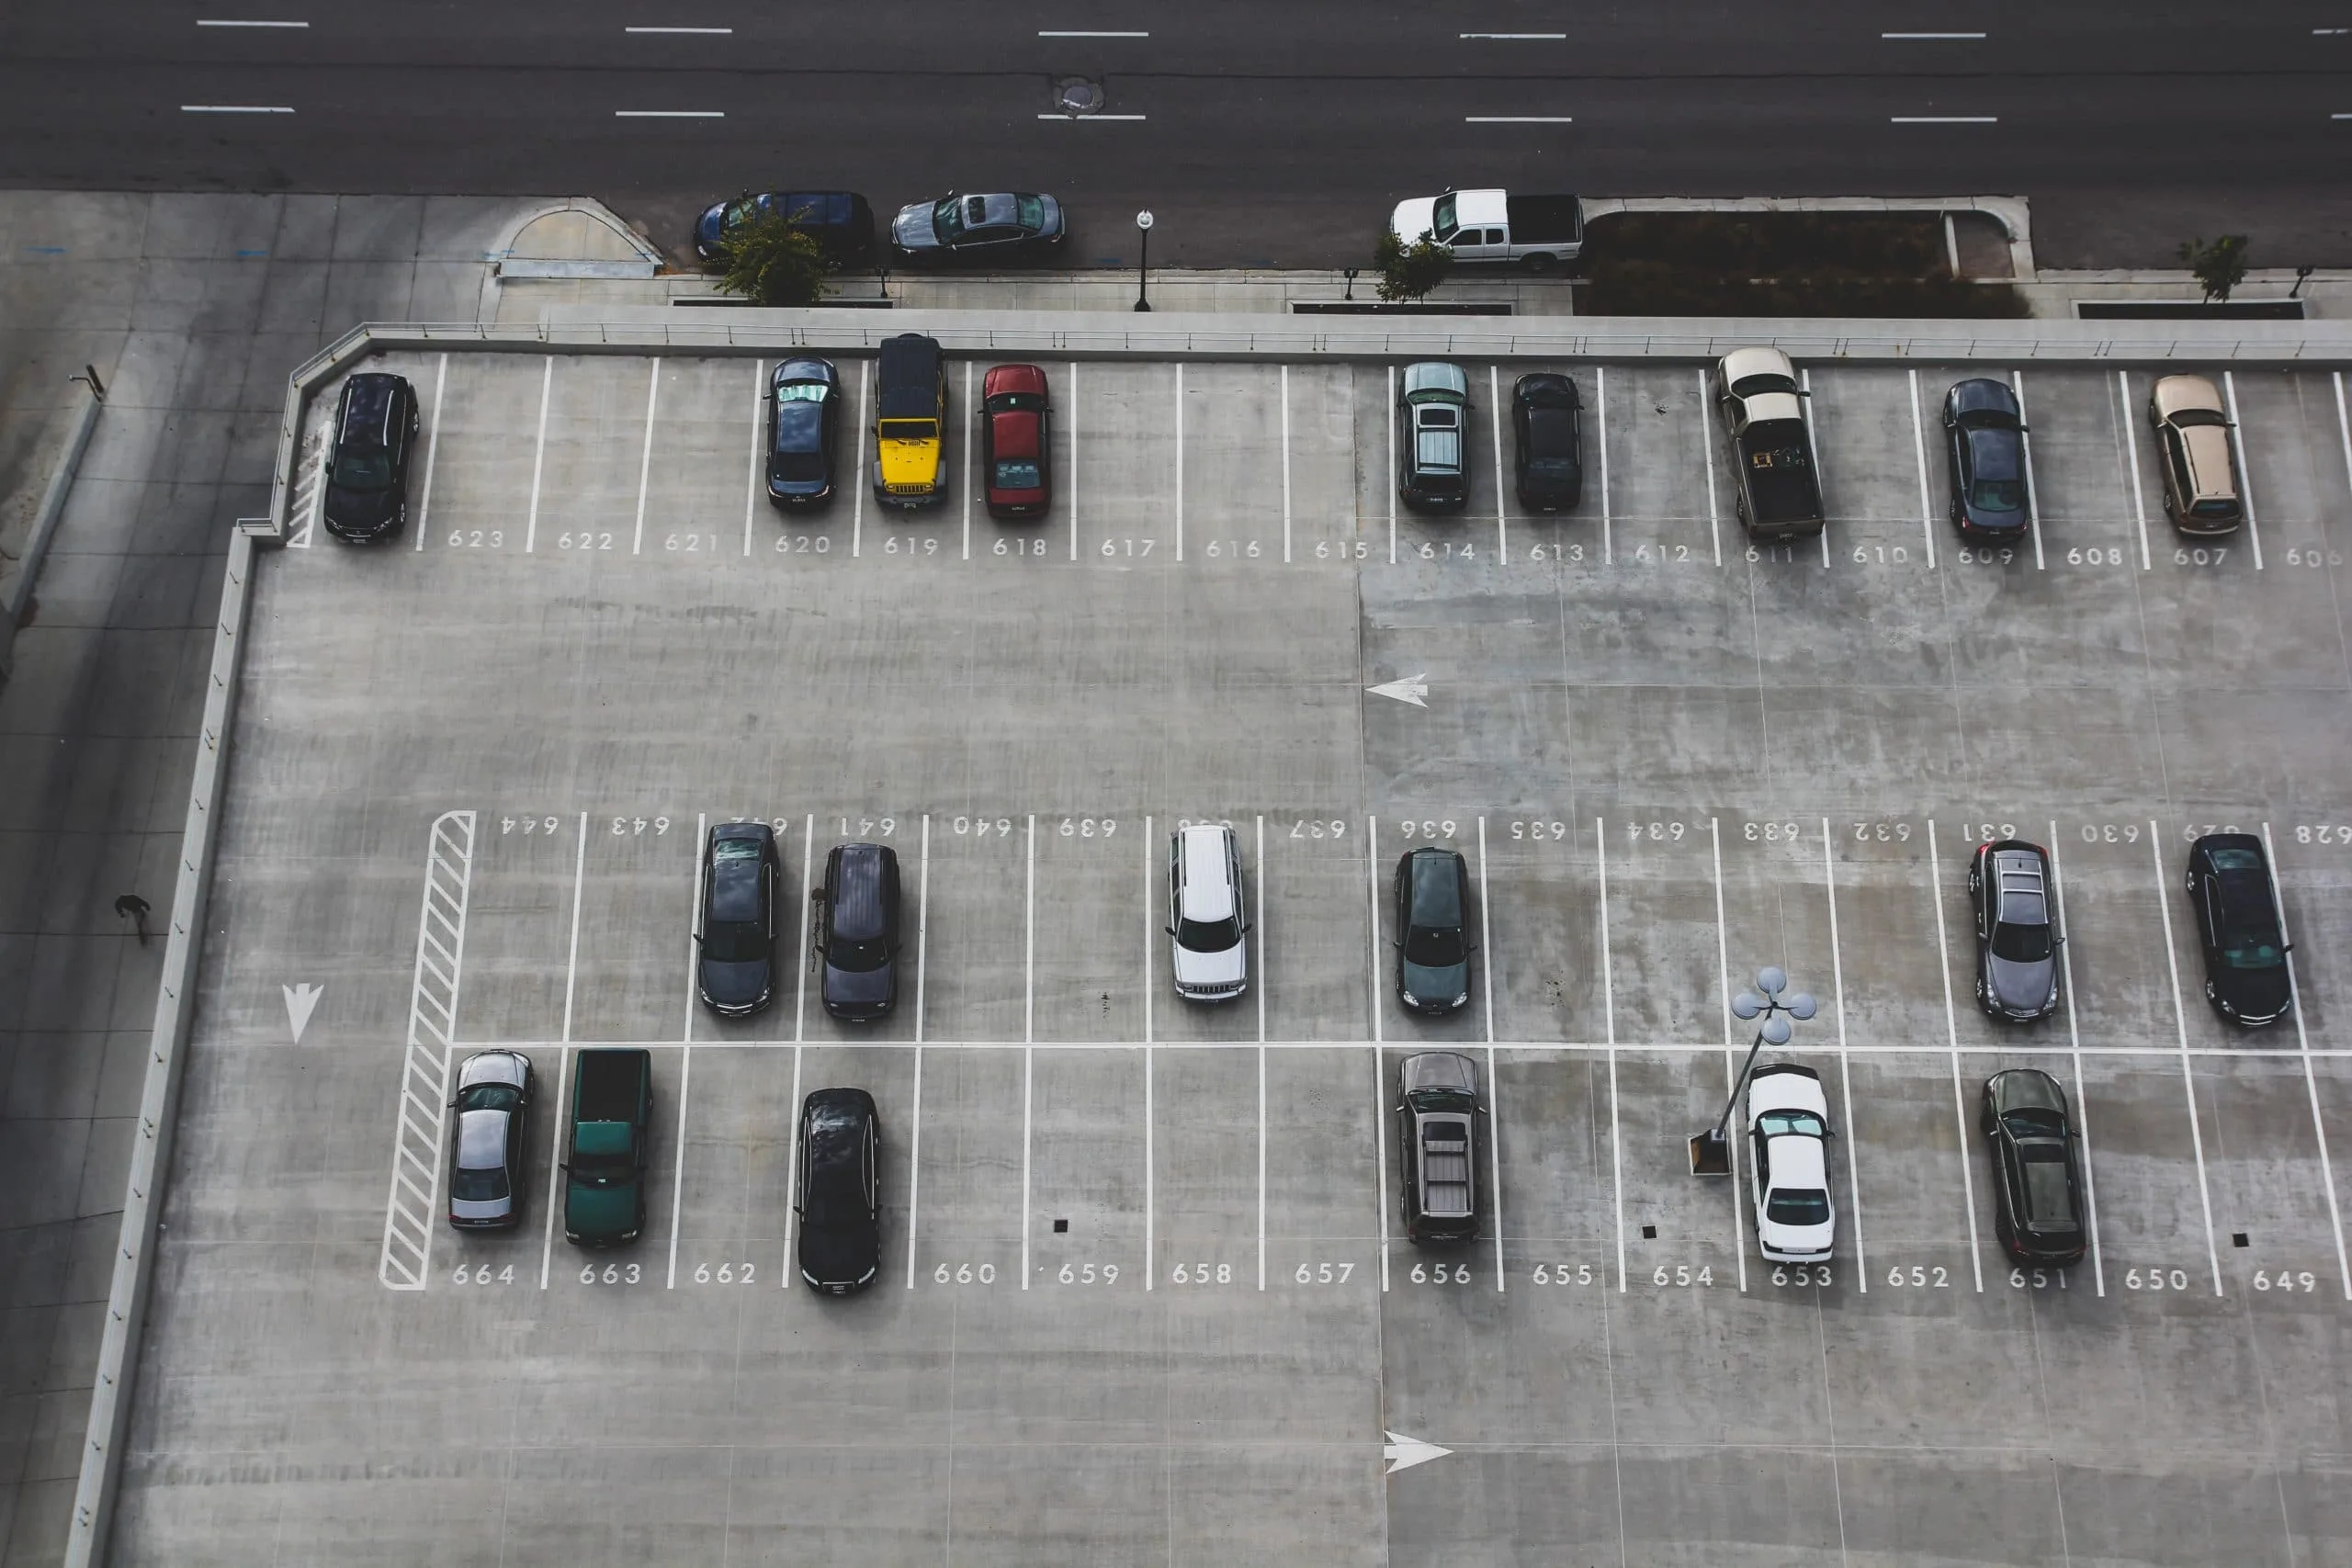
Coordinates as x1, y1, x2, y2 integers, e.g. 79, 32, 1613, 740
1980, 1068, 2086, 1265
1395, 847, 1473, 1016
797, 1088, 882, 1294
2185, 833, 2293, 1025
1396, 1052, 1483, 1244
814, 843, 903, 1022
1511, 372, 1583, 512
767, 357, 842, 509
697, 822, 780, 1018
322, 371, 420, 542
1967, 840, 2060, 1022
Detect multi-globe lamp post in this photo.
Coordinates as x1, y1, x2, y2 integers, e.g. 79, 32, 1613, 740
1689, 965, 1818, 1176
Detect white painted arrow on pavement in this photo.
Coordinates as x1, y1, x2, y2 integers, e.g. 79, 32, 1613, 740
1383, 1430, 1453, 1474
283, 982, 323, 1044
1367, 673, 1430, 707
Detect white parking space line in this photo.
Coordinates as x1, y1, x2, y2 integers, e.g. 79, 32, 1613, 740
1478, 818, 1504, 1292
1173, 364, 1185, 561
1699, 367, 1722, 566
1907, 369, 1938, 570
2221, 371, 2266, 569
1022, 814, 1036, 1289
779, 1042, 803, 1288
1598, 818, 1625, 1292
961, 361, 974, 561
851, 358, 868, 558
668, 813, 703, 1289
1597, 365, 1613, 564
741, 359, 761, 557
2264, 825, 2352, 1298
2044, 826, 2105, 1295
1279, 367, 1295, 563
1068, 361, 1081, 561
1821, 820, 1868, 1292
793, 814, 813, 1041
906, 814, 930, 1288
412, 354, 447, 552
524, 355, 552, 551
2009, 370, 2047, 570
2118, 370, 2153, 570
1925, 822, 1984, 1289
1385, 366, 1397, 565
1800, 367, 1830, 567
1143, 814, 1155, 1289
2335, 373, 2352, 498
1489, 367, 1509, 563
1257, 815, 1269, 1290
1368, 816, 1390, 1290
2147, 821, 2225, 1294
537, 1047, 569, 1290
561, 812, 587, 1041
632, 360, 660, 556
1710, 820, 1746, 1292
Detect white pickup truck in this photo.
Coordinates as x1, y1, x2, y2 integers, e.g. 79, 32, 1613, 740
1387, 189, 1585, 270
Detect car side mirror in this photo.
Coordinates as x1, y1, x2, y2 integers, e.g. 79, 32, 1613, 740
1164, 926, 1177, 937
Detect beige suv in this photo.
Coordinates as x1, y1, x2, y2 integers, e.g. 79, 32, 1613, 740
2147, 375, 2243, 535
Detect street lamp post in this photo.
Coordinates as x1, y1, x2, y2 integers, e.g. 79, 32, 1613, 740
1133, 210, 1154, 312
1689, 965, 1818, 1176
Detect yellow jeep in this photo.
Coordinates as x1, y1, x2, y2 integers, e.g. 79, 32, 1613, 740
873, 333, 946, 506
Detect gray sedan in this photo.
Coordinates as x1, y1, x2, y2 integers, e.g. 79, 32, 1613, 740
889, 192, 1066, 263
447, 1050, 532, 1229
1968, 840, 2060, 1022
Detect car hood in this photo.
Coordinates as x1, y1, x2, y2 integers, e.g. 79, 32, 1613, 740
324, 480, 398, 530
824, 960, 895, 1010
800, 1214, 879, 1286
892, 202, 941, 250
1402, 958, 1468, 1006
1390, 197, 1438, 244
565, 1177, 637, 1235
700, 957, 772, 1009
2219, 963, 2292, 1020
1172, 942, 1247, 987
695, 200, 729, 249
1986, 954, 2054, 1014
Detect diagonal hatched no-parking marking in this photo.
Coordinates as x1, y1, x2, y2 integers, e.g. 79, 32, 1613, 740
378, 809, 477, 1290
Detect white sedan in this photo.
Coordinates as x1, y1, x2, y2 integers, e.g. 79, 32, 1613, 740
1747, 1063, 1835, 1264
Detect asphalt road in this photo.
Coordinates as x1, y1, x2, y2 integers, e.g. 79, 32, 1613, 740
4, 2, 2350, 271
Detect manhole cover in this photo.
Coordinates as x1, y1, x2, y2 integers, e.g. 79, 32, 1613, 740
1054, 77, 1106, 116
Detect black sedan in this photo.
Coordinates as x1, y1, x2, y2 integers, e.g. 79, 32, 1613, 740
1941, 378, 2030, 539
322, 371, 420, 542
1511, 372, 1584, 512
698, 822, 780, 1018
1967, 840, 2060, 1022
816, 842, 903, 1022
1394, 847, 1474, 1016
890, 192, 1066, 264
2185, 833, 2294, 1025
797, 1088, 882, 1294
766, 357, 842, 508
447, 1050, 532, 1229
1980, 1068, 2087, 1265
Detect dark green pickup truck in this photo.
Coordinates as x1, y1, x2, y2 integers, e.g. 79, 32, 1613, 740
562, 1048, 653, 1247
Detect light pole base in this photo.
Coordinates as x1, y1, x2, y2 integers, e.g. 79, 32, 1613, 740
1689, 1129, 1732, 1177
1133, 299, 1151, 312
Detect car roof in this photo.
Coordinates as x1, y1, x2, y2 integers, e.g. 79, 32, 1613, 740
1769, 1134, 1828, 1189
1401, 1051, 1477, 1093
877, 334, 944, 412
1721, 346, 1795, 384
1402, 362, 1468, 399
1451, 189, 1509, 225
1176, 827, 1237, 921
989, 408, 1043, 460
458, 1051, 529, 1090
455, 1107, 510, 1168
2153, 374, 2223, 419
1406, 850, 1464, 922
829, 843, 893, 942
1948, 378, 2019, 419
1989, 1067, 2066, 1117
984, 363, 1047, 397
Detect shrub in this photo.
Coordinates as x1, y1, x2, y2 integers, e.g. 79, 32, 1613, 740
714, 208, 834, 308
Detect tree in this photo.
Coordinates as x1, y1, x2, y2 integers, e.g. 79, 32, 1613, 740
1374, 227, 1453, 303
2177, 234, 2250, 305
715, 208, 834, 308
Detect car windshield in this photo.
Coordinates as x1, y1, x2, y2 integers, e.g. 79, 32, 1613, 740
2190, 497, 2238, 518
1017, 195, 1045, 230
450, 1165, 508, 1201
1177, 915, 1241, 953
1757, 1110, 1825, 1138
1990, 920, 2052, 963
1404, 925, 1464, 967
879, 418, 937, 442
1527, 457, 1577, 478
1766, 1188, 1830, 1225
1970, 477, 2025, 513
1431, 194, 1458, 240
332, 449, 392, 491
988, 390, 1046, 413
830, 935, 889, 973
1408, 1088, 1477, 1113
703, 918, 766, 964
776, 382, 827, 403
2003, 1108, 2065, 1138
994, 458, 1042, 490
456, 1084, 518, 1115
2170, 407, 2225, 428
2221, 930, 2285, 968
933, 197, 965, 241
1732, 373, 1797, 399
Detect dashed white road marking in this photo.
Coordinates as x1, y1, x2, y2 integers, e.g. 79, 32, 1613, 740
2147, 821, 2224, 1295
2044, 825, 2105, 1295
2264, 823, 2352, 1299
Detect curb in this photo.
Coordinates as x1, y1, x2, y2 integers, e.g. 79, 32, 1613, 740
1581, 195, 2036, 281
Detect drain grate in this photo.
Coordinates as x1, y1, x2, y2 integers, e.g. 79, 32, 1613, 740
1053, 77, 1105, 116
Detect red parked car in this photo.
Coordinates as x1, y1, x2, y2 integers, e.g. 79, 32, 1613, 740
981, 364, 1052, 519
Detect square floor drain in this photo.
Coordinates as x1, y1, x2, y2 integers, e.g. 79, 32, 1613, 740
1053, 1218, 1069, 1234
1641, 1224, 1657, 1240
2233, 1231, 2250, 1247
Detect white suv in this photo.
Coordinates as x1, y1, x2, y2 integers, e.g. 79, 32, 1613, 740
1168, 824, 1249, 1001
1747, 1063, 1836, 1264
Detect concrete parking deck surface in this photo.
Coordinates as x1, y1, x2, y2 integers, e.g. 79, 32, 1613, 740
115, 344, 2352, 1564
